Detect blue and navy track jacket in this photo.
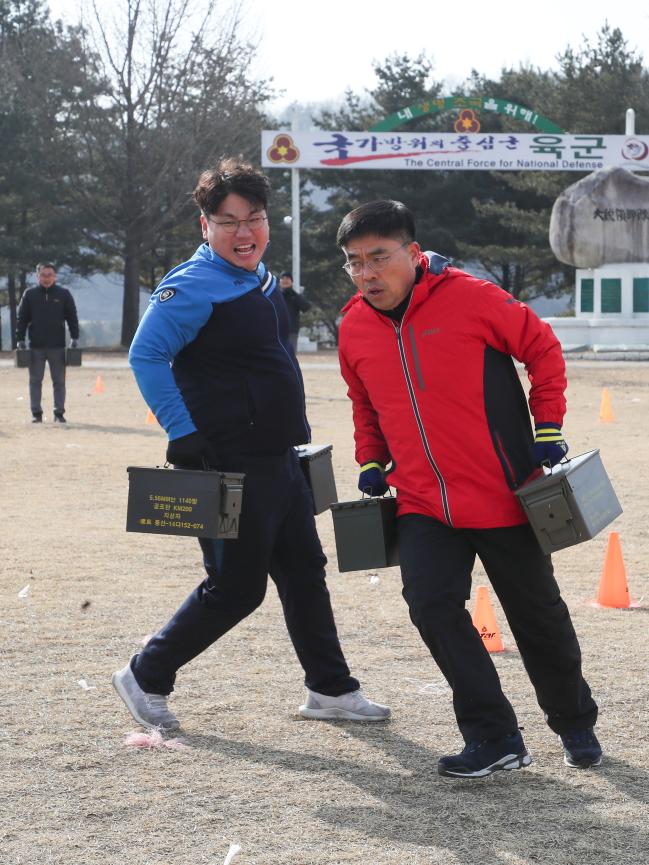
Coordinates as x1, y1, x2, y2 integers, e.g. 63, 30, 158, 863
129, 243, 311, 455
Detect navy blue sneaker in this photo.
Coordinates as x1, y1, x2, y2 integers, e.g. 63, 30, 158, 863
438, 730, 532, 778
560, 728, 602, 768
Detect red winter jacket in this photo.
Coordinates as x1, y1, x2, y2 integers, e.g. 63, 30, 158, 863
338, 253, 567, 529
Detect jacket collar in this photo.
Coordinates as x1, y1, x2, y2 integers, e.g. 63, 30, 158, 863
193, 242, 270, 286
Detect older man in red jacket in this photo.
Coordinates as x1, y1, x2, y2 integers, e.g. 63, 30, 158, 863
336, 199, 601, 778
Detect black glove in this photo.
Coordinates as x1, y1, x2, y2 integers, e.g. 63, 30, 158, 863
17, 341, 26, 350
358, 461, 389, 496
166, 431, 217, 469
69, 339, 78, 349
533, 423, 569, 468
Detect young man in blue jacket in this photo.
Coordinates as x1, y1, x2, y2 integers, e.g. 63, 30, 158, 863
112, 159, 389, 730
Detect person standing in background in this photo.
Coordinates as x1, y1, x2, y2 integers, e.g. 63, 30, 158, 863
16, 263, 79, 423
278, 271, 310, 352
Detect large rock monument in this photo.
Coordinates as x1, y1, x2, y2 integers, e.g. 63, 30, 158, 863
546, 166, 649, 351
550, 167, 649, 268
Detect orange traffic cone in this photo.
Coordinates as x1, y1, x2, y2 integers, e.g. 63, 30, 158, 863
596, 531, 630, 608
599, 387, 614, 422
94, 375, 105, 394
145, 408, 157, 425
472, 585, 505, 653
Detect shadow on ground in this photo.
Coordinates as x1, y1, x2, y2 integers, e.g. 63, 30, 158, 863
186, 724, 648, 862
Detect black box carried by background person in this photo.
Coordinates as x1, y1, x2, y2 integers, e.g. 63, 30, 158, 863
65, 348, 83, 366
515, 449, 622, 555
330, 495, 399, 572
295, 444, 338, 515
126, 466, 244, 539
15, 349, 30, 368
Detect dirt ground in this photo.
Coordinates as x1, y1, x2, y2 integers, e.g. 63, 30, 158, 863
1, 352, 648, 865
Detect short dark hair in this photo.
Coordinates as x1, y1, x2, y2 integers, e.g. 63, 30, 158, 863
279, 271, 292, 280
193, 158, 270, 216
36, 262, 56, 273
336, 200, 415, 248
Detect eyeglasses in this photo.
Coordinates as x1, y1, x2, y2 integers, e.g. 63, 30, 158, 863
342, 241, 411, 277
210, 215, 268, 234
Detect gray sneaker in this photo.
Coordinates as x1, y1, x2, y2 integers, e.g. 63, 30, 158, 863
112, 661, 180, 731
299, 688, 390, 721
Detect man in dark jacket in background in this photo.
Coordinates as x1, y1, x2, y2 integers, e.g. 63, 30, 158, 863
278, 271, 310, 352
16, 263, 79, 423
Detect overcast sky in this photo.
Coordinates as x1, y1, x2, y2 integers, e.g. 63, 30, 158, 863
46, 0, 648, 115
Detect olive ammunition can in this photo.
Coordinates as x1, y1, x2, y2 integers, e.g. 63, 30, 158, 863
126, 466, 244, 539
330, 496, 399, 572
515, 449, 622, 555
295, 444, 338, 515
65, 348, 83, 366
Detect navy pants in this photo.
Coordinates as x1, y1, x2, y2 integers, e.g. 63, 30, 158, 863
29, 347, 66, 415
133, 449, 359, 697
398, 514, 598, 743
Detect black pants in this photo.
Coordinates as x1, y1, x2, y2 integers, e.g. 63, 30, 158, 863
398, 514, 598, 743
29, 347, 66, 415
133, 449, 359, 697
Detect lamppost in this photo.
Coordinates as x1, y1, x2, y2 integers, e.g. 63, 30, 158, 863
291, 115, 301, 292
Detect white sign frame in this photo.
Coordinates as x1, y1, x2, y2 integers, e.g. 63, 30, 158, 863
262, 130, 649, 172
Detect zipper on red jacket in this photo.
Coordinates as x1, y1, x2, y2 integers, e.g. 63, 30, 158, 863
393, 318, 453, 526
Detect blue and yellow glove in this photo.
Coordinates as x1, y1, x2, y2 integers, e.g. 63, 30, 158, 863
533, 423, 568, 468
358, 461, 388, 496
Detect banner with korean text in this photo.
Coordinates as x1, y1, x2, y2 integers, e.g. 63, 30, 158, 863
262, 131, 649, 172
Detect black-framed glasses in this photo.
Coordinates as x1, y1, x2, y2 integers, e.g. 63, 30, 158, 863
210, 215, 268, 234
342, 240, 411, 277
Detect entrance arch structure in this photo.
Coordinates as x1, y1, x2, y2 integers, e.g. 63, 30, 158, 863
371, 96, 564, 134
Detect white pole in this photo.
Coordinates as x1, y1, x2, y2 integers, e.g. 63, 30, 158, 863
291, 167, 300, 291
625, 108, 635, 136
291, 116, 301, 292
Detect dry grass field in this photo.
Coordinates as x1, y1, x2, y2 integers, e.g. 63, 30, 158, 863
1, 352, 648, 865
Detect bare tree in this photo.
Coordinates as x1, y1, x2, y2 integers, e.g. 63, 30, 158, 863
0, 0, 98, 348
75, 0, 272, 345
